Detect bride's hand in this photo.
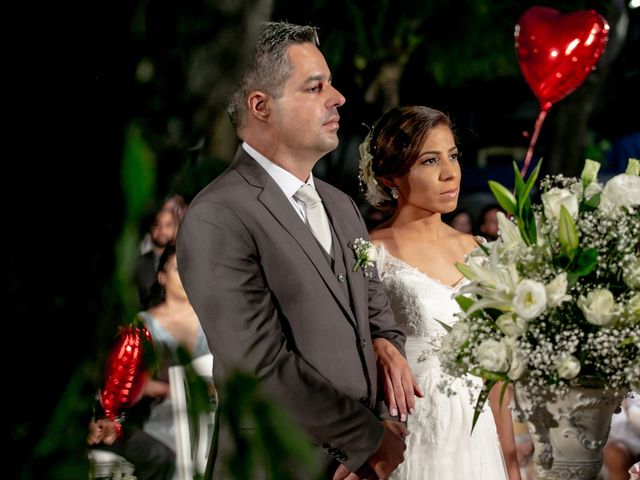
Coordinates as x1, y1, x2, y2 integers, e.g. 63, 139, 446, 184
373, 338, 423, 420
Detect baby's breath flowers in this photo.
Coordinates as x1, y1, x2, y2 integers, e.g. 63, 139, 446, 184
350, 238, 378, 277
438, 158, 640, 427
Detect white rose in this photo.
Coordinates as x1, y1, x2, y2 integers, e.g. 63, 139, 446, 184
507, 344, 527, 380
542, 187, 579, 221
477, 339, 510, 372
624, 257, 640, 289
584, 181, 603, 201
545, 272, 571, 307
496, 313, 529, 336
600, 174, 640, 209
557, 354, 581, 379
578, 288, 621, 326
513, 279, 547, 320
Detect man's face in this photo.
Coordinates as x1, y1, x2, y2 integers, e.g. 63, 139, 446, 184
269, 43, 345, 159
151, 210, 177, 249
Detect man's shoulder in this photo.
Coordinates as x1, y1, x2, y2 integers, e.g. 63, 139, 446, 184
190, 168, 246, 205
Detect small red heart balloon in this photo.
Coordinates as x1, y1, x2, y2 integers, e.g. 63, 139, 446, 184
100, 321, 153, 435
515, 6, 609, 111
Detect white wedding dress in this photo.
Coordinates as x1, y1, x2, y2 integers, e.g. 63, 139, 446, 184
376, 244, 508, 480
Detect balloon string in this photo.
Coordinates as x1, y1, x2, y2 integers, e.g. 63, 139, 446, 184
521, 107, 549, 178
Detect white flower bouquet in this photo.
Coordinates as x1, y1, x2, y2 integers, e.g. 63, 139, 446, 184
439, 158, 640, 425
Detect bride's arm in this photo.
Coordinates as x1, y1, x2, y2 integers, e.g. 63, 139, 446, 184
488, 383, 521, 480
373, 338, 423, 421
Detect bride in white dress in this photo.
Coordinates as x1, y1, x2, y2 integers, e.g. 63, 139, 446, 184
360, 105, 520, 479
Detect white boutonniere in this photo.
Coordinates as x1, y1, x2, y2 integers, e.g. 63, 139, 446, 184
350, 238, 378, 277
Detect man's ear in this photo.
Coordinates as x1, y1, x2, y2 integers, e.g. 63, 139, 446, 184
248, 90, 270, 122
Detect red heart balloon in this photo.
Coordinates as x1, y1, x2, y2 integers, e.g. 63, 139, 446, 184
515, 6, 609, 111
100, 321, 153, 435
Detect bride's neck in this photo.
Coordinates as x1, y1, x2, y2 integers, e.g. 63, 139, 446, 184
387, 210, 445, 242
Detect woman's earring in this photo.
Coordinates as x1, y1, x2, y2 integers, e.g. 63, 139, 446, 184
390, 187, 399, 199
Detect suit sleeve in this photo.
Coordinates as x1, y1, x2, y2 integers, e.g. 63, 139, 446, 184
346, 198, 407, 421
349, 198, 406, 356
177, 200, 384, 472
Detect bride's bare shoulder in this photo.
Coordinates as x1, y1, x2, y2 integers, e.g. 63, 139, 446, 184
444, 224, 481, 252
369, 226, 394, 247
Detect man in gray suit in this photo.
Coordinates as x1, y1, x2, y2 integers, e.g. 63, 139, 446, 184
177, 21, 409, 479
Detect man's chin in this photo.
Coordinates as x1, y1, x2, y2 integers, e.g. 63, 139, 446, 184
320, 136, 339, 154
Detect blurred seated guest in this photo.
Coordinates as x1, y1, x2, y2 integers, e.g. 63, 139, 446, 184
444, 208, 473, 234
87, 404, 175, 480
139, 245, 213, 454
603, 397, 640, 480
139, 245, 210, 451
90, 245, 212, 478
477, 204, 502, 241
135, 208, 179, 308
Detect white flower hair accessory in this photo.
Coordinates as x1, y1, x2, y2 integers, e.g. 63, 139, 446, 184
358, 127, 391, 208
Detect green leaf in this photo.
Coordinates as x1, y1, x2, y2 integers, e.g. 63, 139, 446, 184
519, 199, 537, 246
454, 295, 474, 312
573, 248, 598, 277
558, 206, 579, 258
434, 318, 453, 333
455, 261, 475, 280
471, 379, 495, 433
582, 192, 601, 210
512, 161, 526, 205
522, 159, 542, 204
488, 180, 517, 215
510, 161, 538, 246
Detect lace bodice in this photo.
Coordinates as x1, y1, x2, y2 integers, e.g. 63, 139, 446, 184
376, 244, 467, 354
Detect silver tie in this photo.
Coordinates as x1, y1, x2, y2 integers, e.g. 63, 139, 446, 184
294, 184, 333, 255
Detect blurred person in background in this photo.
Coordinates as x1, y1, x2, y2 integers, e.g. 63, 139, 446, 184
135, 208, 179, 308
477, 204, 502, 241
89, 245, 212, 479
603, 397, 640, 480
444, 208, 473, 234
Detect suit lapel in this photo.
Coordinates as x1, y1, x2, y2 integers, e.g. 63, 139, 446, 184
232, 149, 358, 327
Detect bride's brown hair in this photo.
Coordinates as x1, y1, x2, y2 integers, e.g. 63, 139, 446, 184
370, 105, 453, 181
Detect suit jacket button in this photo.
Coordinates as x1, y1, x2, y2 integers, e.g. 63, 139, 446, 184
337, 273, 345, 282
361, 337, 367, 347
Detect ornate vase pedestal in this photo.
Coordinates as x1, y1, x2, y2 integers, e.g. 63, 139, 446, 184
514, 387, 624, 480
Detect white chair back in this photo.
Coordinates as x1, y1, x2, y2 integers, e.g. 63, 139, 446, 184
169, 353, 215, 480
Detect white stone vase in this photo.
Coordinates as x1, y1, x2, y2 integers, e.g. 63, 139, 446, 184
514, 386, 624, 480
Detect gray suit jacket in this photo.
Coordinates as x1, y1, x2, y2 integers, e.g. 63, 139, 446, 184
177, 146, 405, 477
